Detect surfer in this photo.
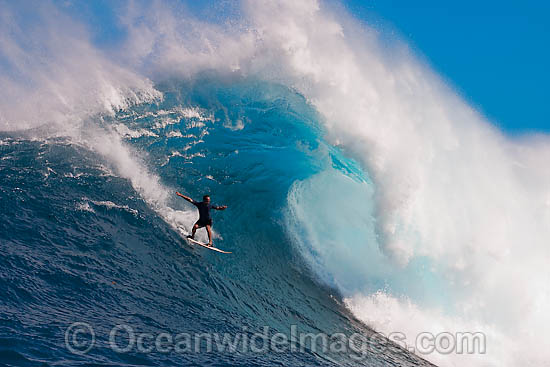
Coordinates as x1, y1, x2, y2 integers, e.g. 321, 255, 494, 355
176, 192, 227, 247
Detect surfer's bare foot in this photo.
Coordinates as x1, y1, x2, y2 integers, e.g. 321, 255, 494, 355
207, 243, 214, 247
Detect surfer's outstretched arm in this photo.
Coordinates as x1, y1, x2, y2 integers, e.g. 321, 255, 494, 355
176, 192, 195, 204
213, 205, 227, 210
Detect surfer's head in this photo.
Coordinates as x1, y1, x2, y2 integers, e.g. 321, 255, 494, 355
203, 195, 210, 203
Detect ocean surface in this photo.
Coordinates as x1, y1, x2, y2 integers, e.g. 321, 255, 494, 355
0, 77, 433, 366
1, 1, 549, 366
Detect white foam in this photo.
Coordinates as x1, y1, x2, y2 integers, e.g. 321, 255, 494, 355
151, 107, 214, 130
0, 2, 162, 132
166, 130, 183, 138
112, 124, 158, 139
90, 200, 139, 216
0, 3, 198, 241
256, 1, 550, 366
76, 201, 95, 213
178, 107, 214, 122
2, 2, 549, 365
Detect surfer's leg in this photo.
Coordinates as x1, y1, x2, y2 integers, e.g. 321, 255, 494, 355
189, 222, 199, 239
206, 225, 213, 246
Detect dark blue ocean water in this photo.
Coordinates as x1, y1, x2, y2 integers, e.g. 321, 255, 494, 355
0, 76, 434, 366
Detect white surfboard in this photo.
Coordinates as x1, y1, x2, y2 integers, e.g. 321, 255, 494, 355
176, 226, 231, 254
185, 236, 232, 254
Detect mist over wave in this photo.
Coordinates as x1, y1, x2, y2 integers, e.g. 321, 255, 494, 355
1, 1, 549, 366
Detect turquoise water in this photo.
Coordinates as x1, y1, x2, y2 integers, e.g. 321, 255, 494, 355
0, 76, 433, 366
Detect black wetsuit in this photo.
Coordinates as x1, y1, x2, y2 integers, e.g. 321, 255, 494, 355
193, 201, 215, 227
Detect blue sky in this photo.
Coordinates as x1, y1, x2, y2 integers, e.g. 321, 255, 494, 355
345, 0, 550, 133
58, 0, 549, 134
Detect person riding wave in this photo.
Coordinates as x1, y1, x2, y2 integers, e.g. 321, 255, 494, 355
176, 192, 227, 247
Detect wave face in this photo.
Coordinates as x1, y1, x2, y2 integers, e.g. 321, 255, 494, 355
0, 77, 433, 366
1, 1, 550, 366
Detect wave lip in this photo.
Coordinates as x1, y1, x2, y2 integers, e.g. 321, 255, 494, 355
254, 1, 550, 366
